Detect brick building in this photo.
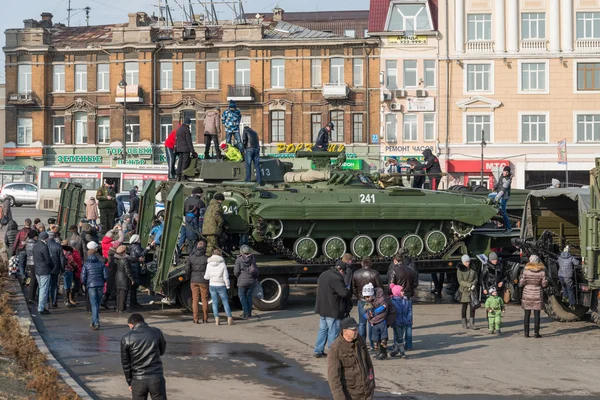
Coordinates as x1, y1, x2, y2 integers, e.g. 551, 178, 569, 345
3, 11, 380, 170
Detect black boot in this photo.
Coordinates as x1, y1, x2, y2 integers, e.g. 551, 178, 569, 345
524, 323, 530, 338
461, 318, 468, 329
375, 340, 387, 360
468, 318, 479, 330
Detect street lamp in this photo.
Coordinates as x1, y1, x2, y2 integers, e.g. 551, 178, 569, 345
118, 70, 128, 164
480, 131, 487, 188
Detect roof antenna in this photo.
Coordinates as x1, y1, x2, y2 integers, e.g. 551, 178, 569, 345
67, 0, 72, 27
85, 6, 91, 26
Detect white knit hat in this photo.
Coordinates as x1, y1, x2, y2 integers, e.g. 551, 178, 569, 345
461, 254, 470, 264
362, 283, 375, 297
529, 255, 540, 264
87, 241, 99, 250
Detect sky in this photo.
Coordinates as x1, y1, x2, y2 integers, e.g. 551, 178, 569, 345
0, 0, 370, 81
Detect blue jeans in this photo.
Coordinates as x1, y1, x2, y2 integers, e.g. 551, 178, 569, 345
63, 271, 74, 293
500, 198, 512, 230
392, 325, 408, 348
238, 285, 254, 317
36, 274, 50, 312
209, 286, 232, 318
88, 286, 103, 327
357, 300, 373, 346
245, 148, 261, 185
559, 276, 576, 306
226, 129, 243, 150
178, 226, 186, 251
165, 146, 176, 179
314, 316, 341, 354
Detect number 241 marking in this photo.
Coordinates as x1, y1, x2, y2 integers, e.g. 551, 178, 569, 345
359, 194, 375, 203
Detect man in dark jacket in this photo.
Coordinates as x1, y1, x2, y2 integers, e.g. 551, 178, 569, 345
186, 241, 210, 323
352, 257, 383, 346
408, 158, 426, 189
422, 148, 441, 190
48, 232, 66, 308
128, 234, 148, 308
327, 317, 375, 400
242, 126, 261, 185
82, 245, 108, 330
69, 225, 85, 259
493, 166, 513, 232
96, 180, 117, 234
314, 122, 334, 151
121, 313, 167, 399
13, 218, 32, 256
481, 252, 507, 300
175, 117, 196, 182
129, 186, 140, 216
178, 187, 206, 253
314, 263, 350, 358
387, 253, 418, 350
558, 246, 580, 308
234, 244, 259, 319
33, 232, 54, 315
115, 245, 134, 313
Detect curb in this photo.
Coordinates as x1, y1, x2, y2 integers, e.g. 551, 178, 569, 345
9, 278, 94, 400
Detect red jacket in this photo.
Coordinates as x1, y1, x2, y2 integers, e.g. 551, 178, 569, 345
12, 227, 31, 254
164, 128, 177, 149
72, 249, 82, 280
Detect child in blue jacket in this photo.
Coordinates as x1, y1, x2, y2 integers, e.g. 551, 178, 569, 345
389, 283, 413, 358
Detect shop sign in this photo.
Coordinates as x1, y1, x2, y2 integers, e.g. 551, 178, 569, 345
389, 35, 428, 45
3, 147, 43, 157
384, 145, 433, 153
57, 155, 103, 163
385, 156, 425, 164
49, 172, 101, 179
329, 159, 363, 170
123, 173, 169, 181
106, 147, 153, 156
447, 159, 509, 173
406, 97, 435, 112
275, 143, 346, 153
117, 159, 147, 165
266, 152, 357, 159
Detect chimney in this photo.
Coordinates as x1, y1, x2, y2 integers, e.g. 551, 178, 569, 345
273, 7, 284, 22
128, 12, 151, 28
40, 12, 53, 27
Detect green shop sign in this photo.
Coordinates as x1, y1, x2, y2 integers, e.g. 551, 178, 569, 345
329, 159, 363, 170
57, 155, 103, 163
106, 147, 153, 156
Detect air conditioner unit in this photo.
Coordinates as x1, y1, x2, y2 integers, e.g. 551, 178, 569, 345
390, 103, 403, 111
416, 89, 427, 98
395, 89, 407, 98
383, 92, 392, 101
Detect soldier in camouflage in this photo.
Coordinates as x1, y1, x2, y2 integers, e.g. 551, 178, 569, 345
96, 180, 117, 234
202, 193, 225, 256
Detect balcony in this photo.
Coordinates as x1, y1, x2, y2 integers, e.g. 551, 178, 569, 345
116, 84, 143, 103
466, 40, 494, 53
520, 39, 547, 52
227, 85, 254, 101
576, 39, 600, 52
322, 83, 349, 100
8, 91, 37, 105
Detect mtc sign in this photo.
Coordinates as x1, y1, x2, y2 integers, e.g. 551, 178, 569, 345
447, 159, 510, 173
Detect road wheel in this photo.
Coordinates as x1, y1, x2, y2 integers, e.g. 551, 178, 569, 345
253, 275, 290, 311
424, 230, 447, 253
293, 237, 319, 260
322, 236, 347, 260
401, 234, 424, 257
376, 234, 399, 258
350, 234, 375, 258
544, 294, 588, 322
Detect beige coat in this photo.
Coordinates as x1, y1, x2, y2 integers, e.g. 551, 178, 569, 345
86, 199, 99, 221
519, 262, 548, 310
203, 109, 221, 136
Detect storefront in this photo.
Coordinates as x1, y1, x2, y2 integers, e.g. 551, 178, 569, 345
447, 159, 510, 189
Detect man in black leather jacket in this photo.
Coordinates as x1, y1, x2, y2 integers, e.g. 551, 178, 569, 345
387, 253, 418, 298
352, 257, 383, 347
121, 313, 167, 399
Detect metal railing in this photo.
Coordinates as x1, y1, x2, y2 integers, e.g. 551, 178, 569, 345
227, 84, 253, 98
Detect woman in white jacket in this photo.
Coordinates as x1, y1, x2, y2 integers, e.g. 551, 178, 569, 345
204, 249, 233, 325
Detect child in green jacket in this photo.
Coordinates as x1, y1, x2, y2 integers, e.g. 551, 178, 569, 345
484, 286, 505, 335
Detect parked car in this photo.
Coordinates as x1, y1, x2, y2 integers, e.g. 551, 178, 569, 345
116, 192, 164, 219
0, 182, 38, 206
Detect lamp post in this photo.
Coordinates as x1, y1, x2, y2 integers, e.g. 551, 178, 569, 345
118, 70, 128, 164
480, 131, 487, 188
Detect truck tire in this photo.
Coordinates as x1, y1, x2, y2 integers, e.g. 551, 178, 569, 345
544, 294, 588, 322
253, 275, 290, 311
177, 283, 214, 313
591, 294, 600, 326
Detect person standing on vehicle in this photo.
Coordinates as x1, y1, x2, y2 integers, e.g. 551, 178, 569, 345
82, 242, 108, 330
203, 107, 222, 159
204, 249, 233, 326
86, 197, 99, 228
47, 232, 66, 308
314, 122, 334, 152
202, 193, 225, 256
493, 166, 513, 232
129, 186, 140, 217
175, 118, 196, 182
457, 254, 479, 330
520, 255, 548, 338
407, 158, 425, 189
558, 246, 579, 309
33, 232, 54, 315
234, 245, 259, 319
128, 234, 148, 308
222, 101, 243, 152
421, 148, 441, 190
115, 245, 134, 313
164, 126, 177, 180
313, 263, 350, 358
186, 240, 210, 324
352, 257, 382, 347
121, 313, 167, 399
327, 317, 375, 400
242, 126, 262, 185
96, 182, 117, 234
179, 187, 205, 253
481, 252, 507, 301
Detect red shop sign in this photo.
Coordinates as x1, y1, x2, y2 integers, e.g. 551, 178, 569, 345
49, 172, 101, 179
447, 160, 509, 173
122, 173, 168, 181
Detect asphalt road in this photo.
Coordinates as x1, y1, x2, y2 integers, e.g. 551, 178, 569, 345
8, 205, 57, 228
27, 280, 600, 400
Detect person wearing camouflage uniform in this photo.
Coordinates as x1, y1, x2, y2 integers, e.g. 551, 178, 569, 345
201, 193, 225, 256
96, 180, 117, 234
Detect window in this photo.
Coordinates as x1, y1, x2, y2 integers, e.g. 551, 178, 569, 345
352, 114, 364, 142
74, 112, 88, 144
424, 60, 436, 87
53, 65, 65, 92
522, 13, 546, 39
17, 118, 33, 145
271, 111, 285, 142
183, 110, 197, 143
236, 59, 250, 85
364, 29, 370, 38
160, 116, 172, 143
521, 62, 547, 92
344, 29, 356, 38
577, 63, 600, 91
576, 114, 600, 142
466, 64, 492, 92
353, 59, 363, 87
521, 114, 547, 143
403, 60, 417, 88
311, 59, 322, 87
18, 65, 32, 94
424, 113, 435, 141
385, 114, 397, 142
97, 64, 109, 92
97, 117, 110, 144
466, 115, 491, 143
183, 62, 196, 90
311, 114, 322, 142
160, 62, 173, 90
385, 61, 397, 89
467, 14, 492, 41
206, 61, 219, 89
53, 117, 65, 144
387, 3, 432, 31
126, 116, 140, 143
240, 115, 252, 134
124, 62, 139, 85
75, 65, 87, 92
330, 58, 344, 84
403, 114, 418, 141
271, 59, 285, 88
330, 111, 344, 142
576, 12, 600, 39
